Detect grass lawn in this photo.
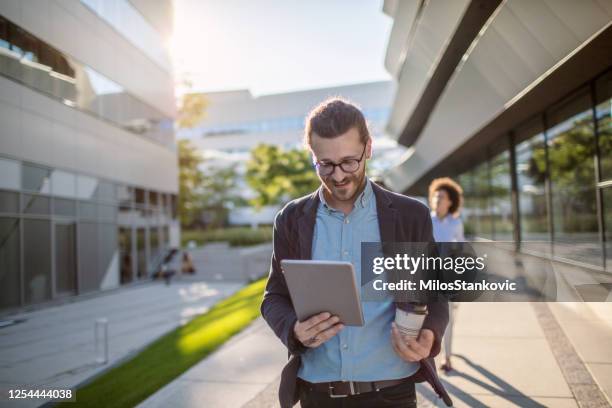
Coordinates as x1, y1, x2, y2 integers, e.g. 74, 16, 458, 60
181, 226, 272, 248
60, 278, 267, 408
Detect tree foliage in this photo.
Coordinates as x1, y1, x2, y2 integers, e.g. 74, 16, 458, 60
198, 164, 242, 229
178, 139, 206, 227
177, 139, 242, 228
246, 144, 320, 207
177, 93, 207, 129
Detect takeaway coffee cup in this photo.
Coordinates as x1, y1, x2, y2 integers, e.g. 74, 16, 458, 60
395, 303, 428, 340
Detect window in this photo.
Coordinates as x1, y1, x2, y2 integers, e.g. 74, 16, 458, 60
596, 71, 612, 270
78, 222, 98, 293
546, 90, 600, 265
119, 227, 133, 284
54, 198, 76, 217
595, 71, 612, 181
23, 219, 51, 304
136, 227, 147, 279
515, 119, 549, 255
490, 151, 513, 241
51, 170, 76, 198
22, 194, 50, 215
22, 163, 50, 193
0, 158, 20, 190
55, 221, 77, 295
0, 191, 19, 214
0, 218, 20, 309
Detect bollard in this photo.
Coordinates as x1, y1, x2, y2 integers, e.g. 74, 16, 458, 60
95, 318, 109, 364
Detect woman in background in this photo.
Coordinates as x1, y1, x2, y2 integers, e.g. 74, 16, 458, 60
428, 177, 464, 373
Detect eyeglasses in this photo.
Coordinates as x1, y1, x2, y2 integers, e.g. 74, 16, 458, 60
314, 144, 367, 177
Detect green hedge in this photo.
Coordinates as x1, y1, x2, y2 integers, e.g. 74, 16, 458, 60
181, 227, 272, 248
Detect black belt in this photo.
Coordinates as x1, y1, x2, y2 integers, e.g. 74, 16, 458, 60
299, 376, 411, 398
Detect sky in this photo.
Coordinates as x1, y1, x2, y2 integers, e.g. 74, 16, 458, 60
171, 0, 393, 97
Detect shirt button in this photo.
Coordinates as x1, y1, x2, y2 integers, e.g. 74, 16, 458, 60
342, 344, 348, 350
343, 250, 348, 256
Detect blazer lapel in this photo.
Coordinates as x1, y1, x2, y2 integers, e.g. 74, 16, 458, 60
296, 189, 320, 260
372, 183, 397, 243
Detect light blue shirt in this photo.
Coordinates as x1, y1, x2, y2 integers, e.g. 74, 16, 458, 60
431, 211, 465, 242
297, 179, 420, 382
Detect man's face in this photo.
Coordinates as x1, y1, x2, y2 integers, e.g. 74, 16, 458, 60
310, 127, 371, 203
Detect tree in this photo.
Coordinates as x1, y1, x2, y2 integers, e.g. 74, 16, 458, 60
246, 144, 320, 207
176, 80, 209, 228
178, 139, 205, 227
177, 93, 207, 129
176, 78, 208, 129
198, 164, 242, 229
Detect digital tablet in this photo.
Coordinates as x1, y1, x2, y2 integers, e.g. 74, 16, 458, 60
281, 259, 364, 326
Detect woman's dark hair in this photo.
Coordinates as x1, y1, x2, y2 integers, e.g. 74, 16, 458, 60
428, 177, 463, 215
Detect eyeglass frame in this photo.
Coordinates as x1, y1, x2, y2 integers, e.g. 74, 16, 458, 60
313, 143, 368, 176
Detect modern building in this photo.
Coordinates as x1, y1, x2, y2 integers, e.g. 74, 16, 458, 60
0, 0, 179, 313
178, 81, 403, 225
382, 0, 612, 271
180, 81, 396, 153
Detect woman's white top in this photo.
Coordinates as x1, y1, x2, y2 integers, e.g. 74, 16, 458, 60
431, 211, 465, 242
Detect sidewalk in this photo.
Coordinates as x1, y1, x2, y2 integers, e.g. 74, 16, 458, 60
143, 299, 612, 408
250, 302, 612, 408
0, 278, 242, 408
135, 244, 612, 408
137, 318, 287, 408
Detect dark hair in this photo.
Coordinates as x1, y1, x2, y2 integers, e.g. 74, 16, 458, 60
304, 97, 370, 146
428, 177, 463, 215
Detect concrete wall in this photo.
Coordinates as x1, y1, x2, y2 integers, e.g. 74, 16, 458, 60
0, 0, 175, 117
0, 75, 178, 193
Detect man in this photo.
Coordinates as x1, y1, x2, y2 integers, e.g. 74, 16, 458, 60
261, 98, 450, 407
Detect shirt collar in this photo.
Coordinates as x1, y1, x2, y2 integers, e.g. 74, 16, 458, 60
318, 178, 372, 212
431, 210, 451, 221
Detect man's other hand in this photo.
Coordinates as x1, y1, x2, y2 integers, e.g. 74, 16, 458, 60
294, 312, 344, 348
391, 323, 434, 362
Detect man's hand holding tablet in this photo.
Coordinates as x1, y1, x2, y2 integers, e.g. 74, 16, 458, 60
281, 259, 364, 349
293, 312, 344, 348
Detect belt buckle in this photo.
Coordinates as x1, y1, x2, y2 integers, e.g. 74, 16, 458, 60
328, 381, 356, 398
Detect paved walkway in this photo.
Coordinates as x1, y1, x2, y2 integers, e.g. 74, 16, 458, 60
4, 240, 610, 408
0, 278, 242, 408
240, 302, 612, 408
139, 247, 612, 408
137, 318, 287, 408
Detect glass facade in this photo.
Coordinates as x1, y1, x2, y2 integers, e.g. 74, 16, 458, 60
0, 156, 178, 311
547, 91, 600, 265
515, 121, 549, 255
0, 15, 174, 147
55, 221, 77, 296
596, 71, 612, 271
453, 68, 612, 270
490, 151, 513, 241
23, 219, 52, 304
0, 218, 20, 309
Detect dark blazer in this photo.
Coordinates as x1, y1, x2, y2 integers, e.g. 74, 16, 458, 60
261, 182, 451, 407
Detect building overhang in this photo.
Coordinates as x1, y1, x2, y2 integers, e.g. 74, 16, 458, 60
383, 0, 612, 194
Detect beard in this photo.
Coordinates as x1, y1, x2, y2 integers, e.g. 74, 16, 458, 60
322, 167, 367, 203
